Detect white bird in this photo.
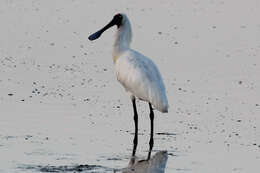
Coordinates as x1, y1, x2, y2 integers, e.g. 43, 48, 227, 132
88, 13, 168, 154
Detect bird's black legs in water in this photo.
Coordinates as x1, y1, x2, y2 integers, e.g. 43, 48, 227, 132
130, 98, 138, 166
130, 99, 154, 160
147, 102, 154, 160
131, 97, 138, 157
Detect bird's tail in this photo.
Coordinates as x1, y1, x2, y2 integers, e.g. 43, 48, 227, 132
158, 99, 168, 113
152, 92, 168, 113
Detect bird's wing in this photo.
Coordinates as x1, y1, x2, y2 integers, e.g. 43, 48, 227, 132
115, 50, 168, 112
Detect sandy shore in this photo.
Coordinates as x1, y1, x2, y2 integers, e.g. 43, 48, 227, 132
0, 0, 259, 172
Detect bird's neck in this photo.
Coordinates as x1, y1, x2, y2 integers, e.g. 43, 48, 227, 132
112, 21, 132, 63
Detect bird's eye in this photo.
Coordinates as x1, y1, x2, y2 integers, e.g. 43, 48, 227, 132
117, 14, 122, 19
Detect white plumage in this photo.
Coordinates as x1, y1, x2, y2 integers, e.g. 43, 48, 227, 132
115, 50, 168, 112
89, 13, 168, 113
112, 14, 168, 113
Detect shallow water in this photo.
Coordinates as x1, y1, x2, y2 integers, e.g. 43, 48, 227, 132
1, 0, 260, 172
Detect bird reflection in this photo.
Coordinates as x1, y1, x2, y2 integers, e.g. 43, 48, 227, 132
120, 130, 168, 173
121, 151, 168, 173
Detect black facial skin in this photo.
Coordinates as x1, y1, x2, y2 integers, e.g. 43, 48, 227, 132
113, 13, 123, 28
88, 14, 123, 41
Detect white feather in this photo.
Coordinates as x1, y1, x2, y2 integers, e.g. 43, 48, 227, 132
113, 14, 168, 113
115, 50, 168, 112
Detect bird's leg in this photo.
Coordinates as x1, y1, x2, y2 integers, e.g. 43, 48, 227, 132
131, 97, 138, 157
147, 103, 154, 160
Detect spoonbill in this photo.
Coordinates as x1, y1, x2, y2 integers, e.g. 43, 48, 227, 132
88, 13, 168, 154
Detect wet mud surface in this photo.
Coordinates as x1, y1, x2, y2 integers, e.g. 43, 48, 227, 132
1, 0, 260, 173
19, 164, 114, 173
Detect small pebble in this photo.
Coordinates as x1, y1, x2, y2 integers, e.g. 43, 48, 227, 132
84, 98, 90, 102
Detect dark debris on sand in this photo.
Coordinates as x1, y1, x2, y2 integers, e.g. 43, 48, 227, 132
19, 164, 116, 173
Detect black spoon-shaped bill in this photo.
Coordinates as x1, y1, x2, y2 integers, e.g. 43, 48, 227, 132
88, 30, 103, 41
88, 14, 122, 41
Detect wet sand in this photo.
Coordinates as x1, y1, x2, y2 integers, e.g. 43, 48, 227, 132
0, 0, 260, 172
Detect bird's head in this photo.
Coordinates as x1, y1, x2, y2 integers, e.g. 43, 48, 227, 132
88, 13, 127, 41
